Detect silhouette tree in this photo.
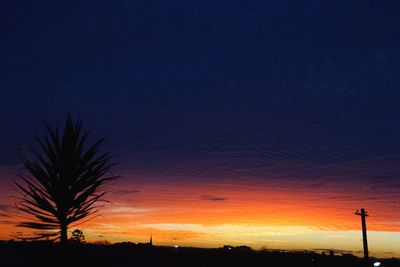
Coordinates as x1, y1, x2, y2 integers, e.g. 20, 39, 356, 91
15, 117, 117, 243
70, 229, 85, 243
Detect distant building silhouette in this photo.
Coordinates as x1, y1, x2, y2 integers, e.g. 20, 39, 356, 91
137, 235, 153, 248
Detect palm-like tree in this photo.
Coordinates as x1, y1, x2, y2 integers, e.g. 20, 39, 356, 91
15, 117, 117, 242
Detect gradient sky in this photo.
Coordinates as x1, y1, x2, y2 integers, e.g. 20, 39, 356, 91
1, 0, 400, 258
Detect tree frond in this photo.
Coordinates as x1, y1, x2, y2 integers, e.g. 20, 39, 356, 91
15, 116, 118, 242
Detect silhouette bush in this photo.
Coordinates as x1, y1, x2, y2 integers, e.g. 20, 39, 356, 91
70, 229, 85, 243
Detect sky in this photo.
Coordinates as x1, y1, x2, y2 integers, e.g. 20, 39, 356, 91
1, 0, 400, 258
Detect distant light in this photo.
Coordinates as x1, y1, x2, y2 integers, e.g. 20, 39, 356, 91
373, 262, 381, 267
174, 245, 179, 248
228, 247, 232, 250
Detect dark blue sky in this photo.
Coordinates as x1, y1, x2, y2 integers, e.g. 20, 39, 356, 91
1, 0, 400, 186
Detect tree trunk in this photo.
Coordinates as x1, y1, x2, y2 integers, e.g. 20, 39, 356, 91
60, 222, 68, 243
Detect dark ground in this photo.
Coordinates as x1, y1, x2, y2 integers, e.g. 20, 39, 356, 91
0, 241, 399, 267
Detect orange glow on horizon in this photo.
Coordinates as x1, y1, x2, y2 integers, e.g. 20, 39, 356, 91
1, 167, 399, 258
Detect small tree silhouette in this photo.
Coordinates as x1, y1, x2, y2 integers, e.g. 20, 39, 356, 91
70, 229, 85, 243
15, 116, 117, 243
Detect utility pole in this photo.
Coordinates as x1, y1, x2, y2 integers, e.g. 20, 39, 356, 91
355, 208, 369, 260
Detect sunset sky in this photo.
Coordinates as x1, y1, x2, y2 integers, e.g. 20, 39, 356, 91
1, 0, 400, 258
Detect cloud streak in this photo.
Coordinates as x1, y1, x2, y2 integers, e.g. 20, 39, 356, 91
112, 189, 140, 195
0, 204, 10, 211
200, 195, 227, 201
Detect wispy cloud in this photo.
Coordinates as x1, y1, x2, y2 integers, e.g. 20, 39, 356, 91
0, 220, 14, 224
107, 206, 152, 214
112, 189, 140, 195
143, 224, 318, 236
0, 204, 10, 211
200, 195, 226, 201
